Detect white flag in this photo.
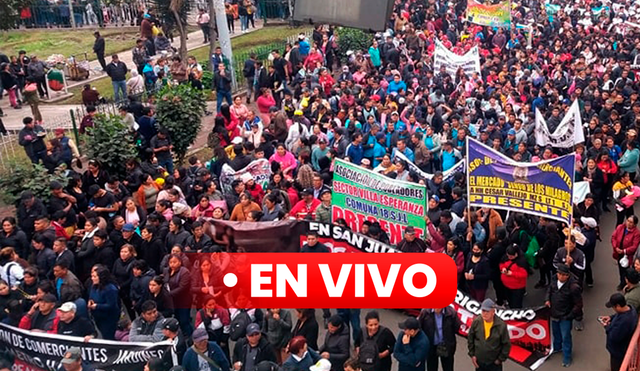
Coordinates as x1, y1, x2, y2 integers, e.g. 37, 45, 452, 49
534, 100, 584, 148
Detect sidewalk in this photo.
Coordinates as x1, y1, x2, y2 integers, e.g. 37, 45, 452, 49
0, 20, 264, 130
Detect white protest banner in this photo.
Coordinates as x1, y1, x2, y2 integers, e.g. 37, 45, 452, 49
393, 151, 465, 183
534, 100, 585, 148
219, 159, 272, 195
432, 39, 481, 77
573, 181, 591, 204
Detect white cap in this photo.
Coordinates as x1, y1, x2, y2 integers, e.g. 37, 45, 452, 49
310, 359, 331, 371
581, 217, 597, 229
240, 173, 253, 183
59, 302, 77, 312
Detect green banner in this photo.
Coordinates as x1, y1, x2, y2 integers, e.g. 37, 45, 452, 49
331, 159, 427, 245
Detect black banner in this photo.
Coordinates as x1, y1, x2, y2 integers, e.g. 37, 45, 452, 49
0, 323, 171, 371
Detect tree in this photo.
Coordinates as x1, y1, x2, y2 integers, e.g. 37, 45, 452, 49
151, 0, 190, 59
0, 0, 33, 30
86, 114, 138, 180
0, 163, 67, 206
155, 83, 207, 164
336, 27, 372, 63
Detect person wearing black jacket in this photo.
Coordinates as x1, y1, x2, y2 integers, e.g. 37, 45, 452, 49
233, 323, 278, 371
354, 311, 396, 371
1, 217, 29, 261
140, 225, 166, 274
161, 317, 187, 368
144, 275, 174, 318
243, 54, 256, 104
418, 306, 461, 371
113, 244, 136, 319
214, 62, 232, 112
487, 227, 509, 306
292, 309, 319, 351
131, 260, 155, 314
104, 54, 128, 102
53, 237, 75, 273
319, 315, 350, 371
545, 264, 583, 368
93, 32, 106, 71
57, 302, 96, 339
18, 118, 46, 166
464, 244, 491, 302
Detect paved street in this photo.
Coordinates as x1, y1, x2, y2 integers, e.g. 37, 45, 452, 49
310, 212, 619, 371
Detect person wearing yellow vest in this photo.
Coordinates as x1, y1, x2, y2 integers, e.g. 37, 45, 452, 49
467, 299, 511, 371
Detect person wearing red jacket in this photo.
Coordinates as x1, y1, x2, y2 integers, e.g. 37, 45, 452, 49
499, 244, 529, 309
611, 216, 640, 290
19, 293, 58, 333
289, 189, 321, 220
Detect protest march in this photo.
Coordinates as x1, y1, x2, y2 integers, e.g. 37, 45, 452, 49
4, 0, 640, 370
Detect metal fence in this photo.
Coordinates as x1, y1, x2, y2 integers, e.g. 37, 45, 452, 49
15, 0, 149, 29
14, 0, 291, 30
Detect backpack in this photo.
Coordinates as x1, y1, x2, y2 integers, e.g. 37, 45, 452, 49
358, 328, 380, 371
520, 230, 540, 269
229, 309, 251, 341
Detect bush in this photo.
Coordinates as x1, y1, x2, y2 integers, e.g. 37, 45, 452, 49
155, 83, 207, 164
86, 114, 138, 180
336, 28, 373, 63
0, 163, 67, 206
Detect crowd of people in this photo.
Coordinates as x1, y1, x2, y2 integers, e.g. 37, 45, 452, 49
5, 0, 640, 370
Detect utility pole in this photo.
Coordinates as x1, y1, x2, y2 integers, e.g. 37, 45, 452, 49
212, 0, 236, 90
68, 0, 76, 28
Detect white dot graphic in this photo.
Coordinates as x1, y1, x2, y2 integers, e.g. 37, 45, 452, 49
224, 273, 238, 287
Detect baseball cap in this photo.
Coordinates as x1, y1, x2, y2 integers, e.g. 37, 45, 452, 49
294, 110, 304, 116
430, 195, 440, 203
606, 293, 627, 308
59, 302, 77, 312
375, 132, 385, 140
123, 223, 135, 232
507, 128, 516, 135
61, 347, 82, 364
301, 188, 313, 196
391, 111, 399, 116
404, 226, 416, 235
398, 317, 420, 330
580, 217, 597, 229
557, 264, 570, 274
480, 298, 496, 311
163, 318, 180, 332
192, 327, 209, 342
54, 128, 65, 136
246, 323, 261, 336
310, 359, 332, 371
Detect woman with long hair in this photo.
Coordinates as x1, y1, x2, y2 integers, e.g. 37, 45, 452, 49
191, 257, 218, 307
444, 237, 465, 286
164, 253, 193, 336
143, 275, 174, 318
218, 103, 240, 139
291, 308, 319, 350
87, 264, 120, 340
0, 217, 29, 260
613, 171, 636, 225
112, 244, 136, 319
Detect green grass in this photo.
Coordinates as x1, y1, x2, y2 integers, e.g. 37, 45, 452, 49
0, 28, 142, 60
58, 25, 310, 105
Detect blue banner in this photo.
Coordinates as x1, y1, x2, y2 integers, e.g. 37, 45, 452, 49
467, 138, 575, 224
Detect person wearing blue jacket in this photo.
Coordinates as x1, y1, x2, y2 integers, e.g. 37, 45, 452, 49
87, 265, 120, 340
183, 327, 230, 371
387, 74, 407, 95
393, 317, 429, 371
345, 133, 364, 166
618, 141, 640, 180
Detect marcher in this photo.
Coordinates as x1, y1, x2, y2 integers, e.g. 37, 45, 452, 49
467, 299, 511, 371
